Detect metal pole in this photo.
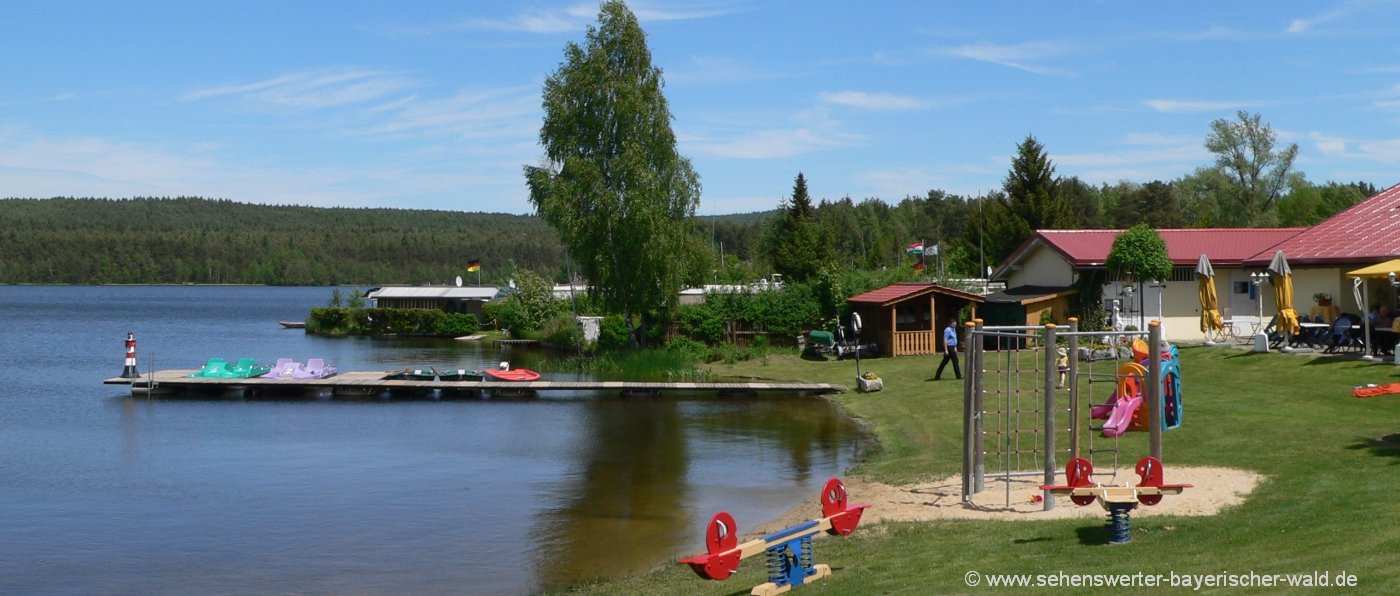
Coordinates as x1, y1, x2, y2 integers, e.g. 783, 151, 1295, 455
1042, 323, 1057, 511
973, 318, 985, 494
1362, 277, 1375, 360
1148, 321, 1163, 461
962, 321, 976, 501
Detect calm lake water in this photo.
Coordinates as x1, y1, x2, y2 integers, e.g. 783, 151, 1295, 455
0, 286, 863, 595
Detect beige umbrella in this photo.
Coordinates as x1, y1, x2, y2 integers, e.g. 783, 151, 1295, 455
1196, 254, 1223, 341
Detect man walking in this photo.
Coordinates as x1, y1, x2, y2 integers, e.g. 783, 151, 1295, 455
935, 318, 961, 380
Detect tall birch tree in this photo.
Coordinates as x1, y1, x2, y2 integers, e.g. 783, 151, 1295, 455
524, 0, 701, 347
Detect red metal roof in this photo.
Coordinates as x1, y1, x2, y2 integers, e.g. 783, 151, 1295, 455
1241, 182, 1400, 266
846, 282, 984, 305
1035, 228, 1305, 267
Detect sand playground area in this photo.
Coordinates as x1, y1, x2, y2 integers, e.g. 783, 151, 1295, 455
753, 466, 1264, 534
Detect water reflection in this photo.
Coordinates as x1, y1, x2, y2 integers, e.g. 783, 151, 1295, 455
530, 397, 690, 587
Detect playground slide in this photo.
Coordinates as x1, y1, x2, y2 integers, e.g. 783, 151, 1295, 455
1101, 395, 1141, 437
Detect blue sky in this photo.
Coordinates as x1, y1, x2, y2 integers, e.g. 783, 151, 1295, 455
6, 1, 1400, 215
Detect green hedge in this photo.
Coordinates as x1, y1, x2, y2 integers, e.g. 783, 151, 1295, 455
305, 307, 478, 336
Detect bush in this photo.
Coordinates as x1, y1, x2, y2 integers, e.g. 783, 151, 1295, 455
596, 315, 633, 352
433, 313, 479, 336
663, 336, 709, 363
677, 305, 725, 344
540, 313, 586, 351
307, 307, 478, 336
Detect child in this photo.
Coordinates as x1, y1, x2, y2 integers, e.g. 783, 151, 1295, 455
1056, 347, 1069, 388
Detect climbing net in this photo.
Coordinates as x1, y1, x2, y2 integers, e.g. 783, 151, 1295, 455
961, 321, 1158, 511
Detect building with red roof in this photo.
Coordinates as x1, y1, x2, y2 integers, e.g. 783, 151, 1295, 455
988, 182, 1400, 342
1242, 182, 1400, 266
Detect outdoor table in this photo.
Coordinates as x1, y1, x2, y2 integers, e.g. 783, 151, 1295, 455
1222, 317, 1261, 344
1297, 322, 1328, 348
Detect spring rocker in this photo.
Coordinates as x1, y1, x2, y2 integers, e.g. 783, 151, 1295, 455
1040, 456, 1191, 544
678, 478, 869, 595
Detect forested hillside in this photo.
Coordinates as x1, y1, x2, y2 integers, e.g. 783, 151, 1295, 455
0, 198, 565, 285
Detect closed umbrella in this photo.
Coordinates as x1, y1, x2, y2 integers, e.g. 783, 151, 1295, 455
1268, 250, 1300, 339
1196, 254, 1223, 342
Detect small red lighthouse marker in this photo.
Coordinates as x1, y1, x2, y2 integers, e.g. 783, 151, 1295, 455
120, 332, 140, 378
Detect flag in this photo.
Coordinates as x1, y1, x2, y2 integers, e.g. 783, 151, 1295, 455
927, 243, 939, 256
914, 261, 925, 272
905, 241, 924, 256
466, 260, 481, 272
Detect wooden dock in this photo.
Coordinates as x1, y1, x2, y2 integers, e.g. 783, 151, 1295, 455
103, 370, 845, 398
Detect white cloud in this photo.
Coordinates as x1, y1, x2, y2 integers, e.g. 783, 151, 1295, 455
457, 1, 738, 34
364, 86, 540, 141
666, 55, 779, 85
1287, 4, 1351, 34
941, 41, 1074, 76
1310, 132, 1347, 155
687, 127, 853, 159
629, 1, 741, 22
0, 128, 534, 211
1055, 144, 1206, 168
1123, 132, 1197, 146
459, 3, 595, 34
183, 69, 416, 109
1350, 138, 1400, 163
696, 194, 778, 215
1052, 138, 1210, 185
819, 91, 928, 111
1143, 99, 1249, 113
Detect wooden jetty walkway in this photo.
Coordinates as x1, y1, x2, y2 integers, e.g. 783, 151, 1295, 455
104, 370, 845, 398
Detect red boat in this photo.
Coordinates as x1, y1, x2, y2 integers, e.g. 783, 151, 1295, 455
484, 367, 541, 382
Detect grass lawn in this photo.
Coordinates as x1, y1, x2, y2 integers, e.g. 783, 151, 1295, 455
564, 345, 1400, 594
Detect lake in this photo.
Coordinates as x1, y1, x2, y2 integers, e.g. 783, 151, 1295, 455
0, 286, 863, 594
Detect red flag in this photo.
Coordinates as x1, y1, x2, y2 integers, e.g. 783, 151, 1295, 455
914, 261, 925, 272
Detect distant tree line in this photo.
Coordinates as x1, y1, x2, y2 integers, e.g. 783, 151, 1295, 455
0, 197, 564, 285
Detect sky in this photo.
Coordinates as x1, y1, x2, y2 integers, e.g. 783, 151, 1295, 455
6, 1, 1400, 215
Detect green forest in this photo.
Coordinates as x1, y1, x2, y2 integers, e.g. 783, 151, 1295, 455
0, 197, 565, 285
0, 114, 1380, 288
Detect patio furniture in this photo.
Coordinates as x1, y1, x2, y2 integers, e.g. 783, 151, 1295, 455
1222, 315, 1261, 345
1296, 316, 1330, 348
1324, 317, 1363, 354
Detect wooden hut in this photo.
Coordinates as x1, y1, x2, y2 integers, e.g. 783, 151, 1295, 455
846, 283, 984, 357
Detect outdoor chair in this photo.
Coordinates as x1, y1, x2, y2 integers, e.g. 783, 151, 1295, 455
1324, 317, 1363, 354
1263, 315, 1284, 349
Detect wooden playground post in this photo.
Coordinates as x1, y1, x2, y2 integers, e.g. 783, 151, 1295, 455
1067, 317, 1080, 460
1042, 323, 1057, 511
1148, 321, 1163, 460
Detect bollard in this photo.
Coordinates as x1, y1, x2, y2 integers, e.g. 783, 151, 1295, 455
120, 332, 141, 379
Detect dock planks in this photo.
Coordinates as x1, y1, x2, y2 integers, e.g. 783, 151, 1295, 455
103, 370, 845, 398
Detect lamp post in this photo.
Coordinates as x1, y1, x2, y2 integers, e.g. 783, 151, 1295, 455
1152, 279, 1164, 324
1250, 272, 1268, 352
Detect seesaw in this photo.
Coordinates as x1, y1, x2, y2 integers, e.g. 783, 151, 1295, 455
1041, 456, 1191, 544
678, 477, 869, 595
